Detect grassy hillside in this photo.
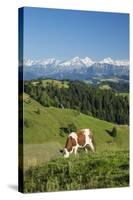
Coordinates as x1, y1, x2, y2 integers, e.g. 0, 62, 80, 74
31, 79, 69, 88
24, 79, 129, 124
24, 151, 129, 192
23, 93, 129, 171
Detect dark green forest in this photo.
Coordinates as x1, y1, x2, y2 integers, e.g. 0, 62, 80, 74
24, 80, 129, 124
99, 81, 129, 93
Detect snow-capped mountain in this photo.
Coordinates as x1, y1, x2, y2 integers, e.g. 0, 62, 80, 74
24, 56, 95, 68
22, 56, 129, 80
81, 57, 95, 67
59, 57, 85, 68
24, 58, 60, 67
37, 58, 59, 66
99, 57, 129, 66
54, 57, 87, 73
24, 58, 35, 66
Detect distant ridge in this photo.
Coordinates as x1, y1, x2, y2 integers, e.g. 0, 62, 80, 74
22, 56, 129, 80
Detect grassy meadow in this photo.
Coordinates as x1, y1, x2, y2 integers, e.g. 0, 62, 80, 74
23, 92, 129, 192
24, 151, 129, 193
31, 79, 69, 88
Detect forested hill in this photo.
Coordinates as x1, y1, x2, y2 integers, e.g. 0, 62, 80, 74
24, 80, 129, 124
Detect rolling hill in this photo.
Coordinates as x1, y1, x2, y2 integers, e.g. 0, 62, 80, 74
23, 93, 129, 171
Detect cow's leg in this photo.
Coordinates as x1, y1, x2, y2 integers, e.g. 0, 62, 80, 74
85, 148, 88, 153
73, 146, 78, 155
89, 140, 95, 152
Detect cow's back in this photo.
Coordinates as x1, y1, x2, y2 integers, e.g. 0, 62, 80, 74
77, 129, 93, 146
77, 130, 86, 146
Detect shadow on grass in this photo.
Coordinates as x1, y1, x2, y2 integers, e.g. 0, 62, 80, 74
105, 129, 112, 137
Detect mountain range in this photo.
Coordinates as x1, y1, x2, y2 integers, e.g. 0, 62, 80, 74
22, 57, 129, 80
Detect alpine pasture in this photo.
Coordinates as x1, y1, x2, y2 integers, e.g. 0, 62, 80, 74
23, 92, 129, 192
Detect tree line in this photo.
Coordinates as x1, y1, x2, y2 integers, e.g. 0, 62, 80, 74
99, 81, 129, 93
24, 80, 129, 124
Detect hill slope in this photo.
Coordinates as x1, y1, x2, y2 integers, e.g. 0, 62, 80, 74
23, 93, 129, 170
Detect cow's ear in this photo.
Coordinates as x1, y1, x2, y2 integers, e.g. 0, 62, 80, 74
60, 149, 64, 153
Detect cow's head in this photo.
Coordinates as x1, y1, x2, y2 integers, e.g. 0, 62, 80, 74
59, 148, 70, 158
63, 148, 70, 158
60, 132, 77, 158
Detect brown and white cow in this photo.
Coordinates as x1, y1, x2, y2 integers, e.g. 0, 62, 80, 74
62, 129, 95, 158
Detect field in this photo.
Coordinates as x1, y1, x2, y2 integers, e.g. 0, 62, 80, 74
31, 79, 69, 88
99, 84, 111, 90
23, 92, 129, 192
24, 151, 129, 192
117, 93, 129, 97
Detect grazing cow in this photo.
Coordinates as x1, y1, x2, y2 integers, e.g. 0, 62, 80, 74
62, 129, 95, 158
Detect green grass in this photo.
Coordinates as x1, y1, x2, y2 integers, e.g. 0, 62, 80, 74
24, 150, 129, 193
93, 76, 120, 83
99, 84, 112, 90
32, 79, 69, 88
22, 93, 129, 192
24, 142, 62, 170
23, 93, 129, 171
116, 93, 129, 97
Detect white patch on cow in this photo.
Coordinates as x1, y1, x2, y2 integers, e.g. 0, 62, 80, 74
84, 129, 91, 144
77, 129, 95, 151
64, 148, 69, 158
69, 132, 78, 143
64, 146, 76, 158
73, 146, 78, 155
83, 129, 95, 151
82, 128, 91, 136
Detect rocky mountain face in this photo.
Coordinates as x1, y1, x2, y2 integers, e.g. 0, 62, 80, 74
22, 57, 129, 80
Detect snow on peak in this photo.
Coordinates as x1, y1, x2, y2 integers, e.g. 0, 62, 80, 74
71, 57, 83, 65
99, 57, 114, 64
113, 59, 129, 66
59, 56, 84, 67
81, 57, 95, 66
24, 57, 60, 67
24, 58, 34, 66
71, 56, 80, 61
38, 58, 57, 65
24, 57, 129, 68
99, 57, 129, 66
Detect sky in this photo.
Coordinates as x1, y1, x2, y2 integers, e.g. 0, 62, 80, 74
23, 7, 129, 61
